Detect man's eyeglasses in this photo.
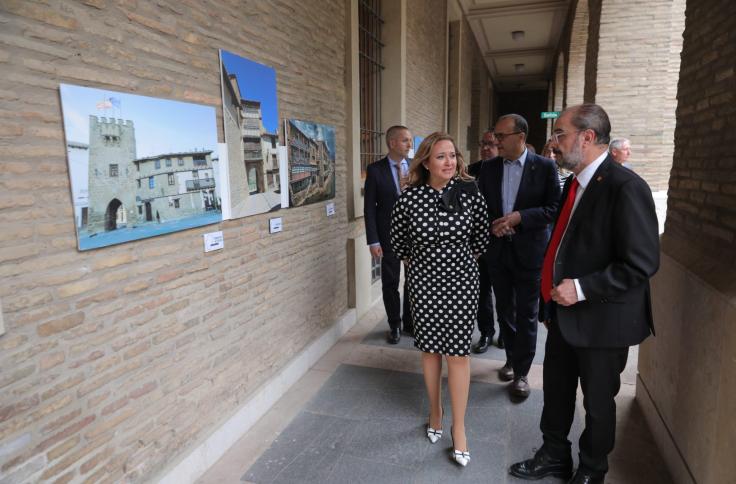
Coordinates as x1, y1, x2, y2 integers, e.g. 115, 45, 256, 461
492, 131, 522, 142
551, 129, 582, 144
479, 140, 495, 147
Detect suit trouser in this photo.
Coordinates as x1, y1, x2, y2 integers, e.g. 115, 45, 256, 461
487, 242, 540, 376
380, 249, 411, 331
540, 318, 629, 475
477, 256, 496, 338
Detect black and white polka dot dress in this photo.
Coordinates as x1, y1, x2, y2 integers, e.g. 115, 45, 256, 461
390, 178, 490, 356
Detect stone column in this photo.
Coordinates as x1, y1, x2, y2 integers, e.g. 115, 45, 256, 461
593, 0, 685, 190
566, 0, 588, 105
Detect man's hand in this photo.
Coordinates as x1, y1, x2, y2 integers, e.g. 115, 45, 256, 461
491, 211, 521, 237
551, 279, 578, 306
369, 245, 383, 258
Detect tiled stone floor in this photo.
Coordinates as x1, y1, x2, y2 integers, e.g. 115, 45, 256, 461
198, 301, 671, 484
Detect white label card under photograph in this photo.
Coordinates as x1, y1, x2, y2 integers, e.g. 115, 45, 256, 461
269, 217, 283, 234
203, 231, 224, 252
326, 202, 336, 217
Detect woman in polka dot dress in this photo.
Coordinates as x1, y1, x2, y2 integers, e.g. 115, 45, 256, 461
390, 132, 490, 466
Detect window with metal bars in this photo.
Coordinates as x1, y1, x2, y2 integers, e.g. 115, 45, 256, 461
359, 0, 384, 179
360, 0, 384, 283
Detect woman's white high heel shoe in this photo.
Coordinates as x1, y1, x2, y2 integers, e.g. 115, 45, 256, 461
426, 425, 443, 443
451, 449, 470, 467
426, 407, 443, 443
450, 426, 470, 467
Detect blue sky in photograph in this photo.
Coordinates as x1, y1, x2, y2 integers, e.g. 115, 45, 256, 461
290, 119, 336, 159
220, 49, 279, 134
60, 84, 218, 200
59, 83, 218, 159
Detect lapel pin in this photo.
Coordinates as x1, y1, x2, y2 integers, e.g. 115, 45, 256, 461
596, 176, 603, 182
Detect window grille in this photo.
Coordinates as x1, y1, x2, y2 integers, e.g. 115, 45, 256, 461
359, 0, 384, 178
371, 255, 381, 283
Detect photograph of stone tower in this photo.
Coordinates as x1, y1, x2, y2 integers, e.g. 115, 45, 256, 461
219, 49, 284, 219
285, 119, 336, 207
59, 83, 221, 250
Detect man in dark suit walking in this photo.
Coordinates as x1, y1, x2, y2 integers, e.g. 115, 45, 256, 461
468, 130, 504, 353
477, 114, 560, 398
509, 104, 659, 484
364, 125, 414, 344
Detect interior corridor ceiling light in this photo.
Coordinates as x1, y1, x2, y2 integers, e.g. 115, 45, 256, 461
511, 30, 525, 40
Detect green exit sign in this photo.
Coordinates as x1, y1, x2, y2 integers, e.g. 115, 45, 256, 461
541, 111, 560, 119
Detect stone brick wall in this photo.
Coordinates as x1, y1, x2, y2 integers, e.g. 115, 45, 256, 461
594, 0, 685, 191
639, 3, 736, 483
0, 1, 348, 482
662, 0, 736, 281
553, 52, 565, 111
584, 0, 601, 103
406, 0, 447, 138
457, 17, 476, 160
566, 0, 588, 106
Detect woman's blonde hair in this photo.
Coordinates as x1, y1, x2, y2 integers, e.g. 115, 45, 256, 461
407, 132, 473, 187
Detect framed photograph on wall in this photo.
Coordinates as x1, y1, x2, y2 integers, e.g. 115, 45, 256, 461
285, 119, 336, 207
59, 83, 221, 251
219, 49, 284, 219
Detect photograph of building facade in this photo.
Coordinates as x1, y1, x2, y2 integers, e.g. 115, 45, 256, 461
286, 119, 336, 207
219, 49, 283, 218
66, 141, 89, 228
133, 151, 218, 224
59, 83, 221, 250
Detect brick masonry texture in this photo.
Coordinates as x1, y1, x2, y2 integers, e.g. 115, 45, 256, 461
0, 1, 350, 482
406, 0, 447, 139
594, 0, 685, 191
457, 17, 476, 161
566, 0, 588, 106
662, 0, 736, 279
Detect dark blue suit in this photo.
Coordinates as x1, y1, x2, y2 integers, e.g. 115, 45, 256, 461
364, 157, 411, 331
477, 152, 560, 376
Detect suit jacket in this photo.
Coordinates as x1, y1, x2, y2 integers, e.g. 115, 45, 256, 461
540, 156, 660, 348
477, 152, 561, 270
364, 157, 400, 250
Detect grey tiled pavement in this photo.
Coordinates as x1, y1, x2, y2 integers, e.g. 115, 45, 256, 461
242, 364, 583, 484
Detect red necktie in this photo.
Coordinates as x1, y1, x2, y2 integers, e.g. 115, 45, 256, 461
541, 177, 580, 302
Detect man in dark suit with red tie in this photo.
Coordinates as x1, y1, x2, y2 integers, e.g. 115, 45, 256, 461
364, 125, 414, 344
509, 104, 660, 484
476, 114, 560, 399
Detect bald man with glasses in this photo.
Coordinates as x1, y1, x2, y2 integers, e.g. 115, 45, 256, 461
476, 114, 560, 399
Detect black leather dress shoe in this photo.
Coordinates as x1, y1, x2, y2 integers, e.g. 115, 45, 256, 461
498, 361, 514, 381
509, 447, 573, 480
387, 328, 401, 344
472, 335, 491, 354
510, 376, 530, 398
567, 469, 604, 484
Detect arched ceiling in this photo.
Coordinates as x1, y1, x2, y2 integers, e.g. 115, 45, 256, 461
459, 0, 571, 92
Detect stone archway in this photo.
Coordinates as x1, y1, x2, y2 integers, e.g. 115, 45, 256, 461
104, 198, 123, 231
